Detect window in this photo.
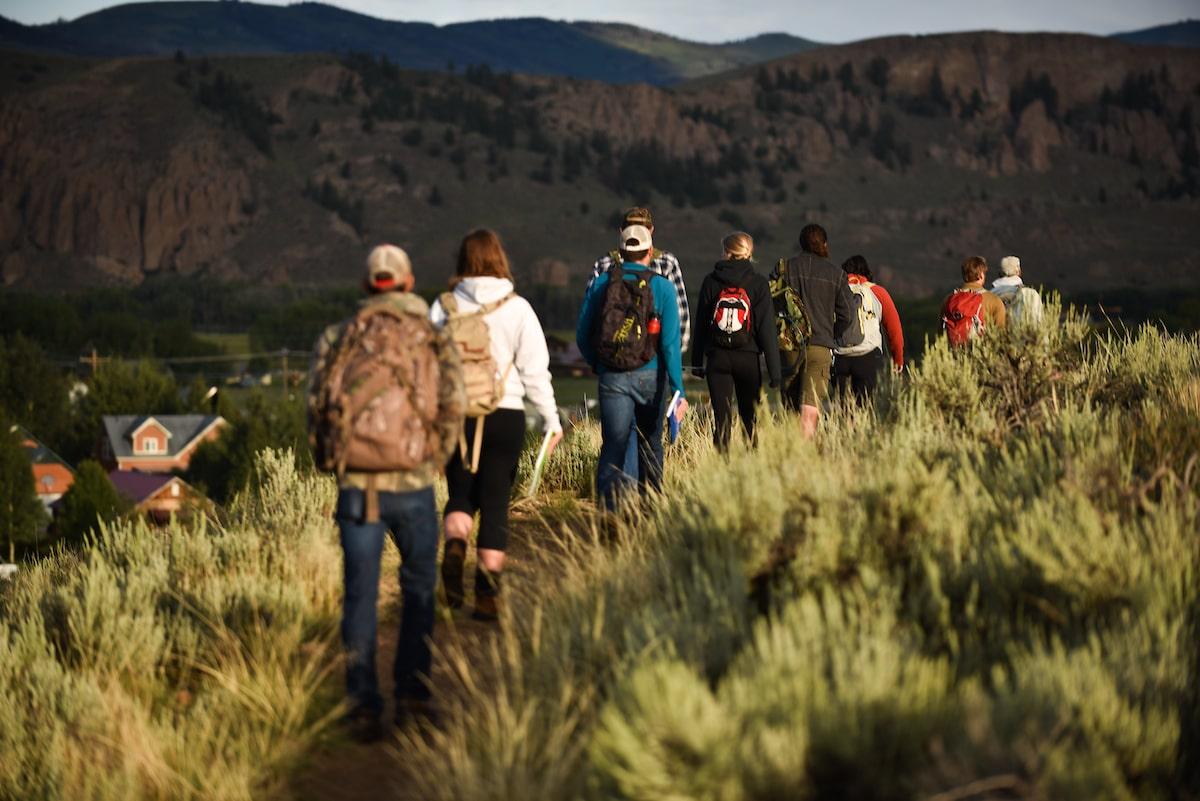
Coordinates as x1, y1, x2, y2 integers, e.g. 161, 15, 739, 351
170, 483, 180, 498
41, 476, 55, 491
139, 437, 162, 455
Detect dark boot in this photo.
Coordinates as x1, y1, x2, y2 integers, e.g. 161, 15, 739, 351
472, 567, 502, 622
441, 538, 466, 609
345, 706, 384, 744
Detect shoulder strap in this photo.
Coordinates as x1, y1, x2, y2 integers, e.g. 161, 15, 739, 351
478, 292, 515, 315
439, 292, 459, 315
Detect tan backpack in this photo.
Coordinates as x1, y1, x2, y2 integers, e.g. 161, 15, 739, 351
439, 291, 513, 473
311, 304, 441, 480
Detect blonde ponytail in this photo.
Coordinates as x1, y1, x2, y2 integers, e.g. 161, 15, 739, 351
722, 231, 754, 262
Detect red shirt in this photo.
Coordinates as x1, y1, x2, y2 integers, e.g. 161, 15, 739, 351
848, 274, 904, 368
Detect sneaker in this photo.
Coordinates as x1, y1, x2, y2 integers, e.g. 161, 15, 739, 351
472, 594, 502, 622
394, 697, 439, 729
442, 540, 466, 609
345, 707, 384, 744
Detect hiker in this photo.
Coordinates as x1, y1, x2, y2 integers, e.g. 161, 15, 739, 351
307, 244, 465, 741
576, 223, 687, 509
942, 255, 1006, 346
773, 224, 858, 438
832, 254, 905, 402
991, 255, 1044, 325
587, 206, 690, 482
691, 231, 781, 449
430, 229, 563, 622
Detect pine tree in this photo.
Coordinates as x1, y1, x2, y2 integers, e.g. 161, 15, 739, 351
56, 460, 130, 545
0, 422, 47, 561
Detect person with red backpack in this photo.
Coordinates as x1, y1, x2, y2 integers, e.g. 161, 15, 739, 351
430, 229, 563, 622
691, 232, 781, 449
307, 244, 466, 741
832, 254, 905, 401
576, 224, 687, 510
942, 255, 1007, 346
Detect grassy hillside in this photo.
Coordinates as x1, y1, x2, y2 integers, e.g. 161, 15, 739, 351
3, 309, 1198, 800
0, 1, 819, 85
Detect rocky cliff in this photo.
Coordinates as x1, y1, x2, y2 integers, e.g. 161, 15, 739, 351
1, 32, 1198, 295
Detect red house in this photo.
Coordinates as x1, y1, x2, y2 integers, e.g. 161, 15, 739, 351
12, 425, 74, 512
108, 470, 207, 524
100, 415, 226, 473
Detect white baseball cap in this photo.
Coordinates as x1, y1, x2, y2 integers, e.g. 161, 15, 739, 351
999, 255, 1021, 276
366, 244, 412, 288
619, 224, 653, 252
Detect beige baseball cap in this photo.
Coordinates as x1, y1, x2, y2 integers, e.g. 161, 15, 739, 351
999, 255, 1021, 276
365, 244, 412, 288
619, 224, 653, 252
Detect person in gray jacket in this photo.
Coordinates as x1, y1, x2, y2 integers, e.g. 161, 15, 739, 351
773, 224, 858, 438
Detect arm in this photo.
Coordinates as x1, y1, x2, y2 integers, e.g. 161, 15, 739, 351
753, 277, 782, 387
513, 300, 562, 433
433, 327, 467, 466
659, 252, 691, 353
691, 277, 713, 371
576, 277, 603, 367
654, 276, 685, 397
833, 273, 858, 343
872, 284, 905, 369
428, 298, 448, 329
986, 292, 1007, 328
585, 255, 611, 295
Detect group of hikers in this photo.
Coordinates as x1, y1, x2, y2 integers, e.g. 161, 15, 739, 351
305, 206, 1045, 741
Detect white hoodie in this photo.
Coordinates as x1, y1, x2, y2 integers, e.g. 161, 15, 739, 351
430, 276, 562, 433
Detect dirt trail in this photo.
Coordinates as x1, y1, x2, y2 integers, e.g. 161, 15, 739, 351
287, 513, 551, 801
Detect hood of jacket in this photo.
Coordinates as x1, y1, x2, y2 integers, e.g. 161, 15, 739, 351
711, 259, 756, 286
452, 276, 514, 306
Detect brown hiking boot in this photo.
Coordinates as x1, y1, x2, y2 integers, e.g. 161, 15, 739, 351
472, 594, 502, 622
441, 539, 466, 609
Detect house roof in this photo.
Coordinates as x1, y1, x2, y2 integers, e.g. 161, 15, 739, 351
101, 415, 224, 460
107, 470, 183, 505
11, 425, 74, 471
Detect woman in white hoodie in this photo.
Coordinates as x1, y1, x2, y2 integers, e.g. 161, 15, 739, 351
430, 229, 562, 620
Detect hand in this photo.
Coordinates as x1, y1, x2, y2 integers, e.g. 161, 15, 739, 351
892, 362, 905, 374
545, 430, 564, 458
674, 398, 689, 422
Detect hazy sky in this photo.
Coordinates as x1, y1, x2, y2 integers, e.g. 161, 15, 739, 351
3, 0, 1196, 43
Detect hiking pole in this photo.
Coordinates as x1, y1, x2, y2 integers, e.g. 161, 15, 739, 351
525, 429, 556, 499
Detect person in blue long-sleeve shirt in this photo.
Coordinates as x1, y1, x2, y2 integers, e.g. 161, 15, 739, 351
576, 224, 688, 509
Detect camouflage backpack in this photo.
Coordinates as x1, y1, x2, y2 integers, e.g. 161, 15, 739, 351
770, 258, 813, 378
310, 304, 441, 477
439, 291, 513, 472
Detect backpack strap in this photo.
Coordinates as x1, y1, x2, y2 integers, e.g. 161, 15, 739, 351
442, 291, 513, 319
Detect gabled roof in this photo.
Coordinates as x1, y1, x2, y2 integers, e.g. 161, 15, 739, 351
11, 425, 74, 471
107, 470, 186, 505
101, 415, 225, 460
129, 417, 174, 440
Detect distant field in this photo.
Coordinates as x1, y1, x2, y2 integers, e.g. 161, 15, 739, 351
195, 331, 251, 354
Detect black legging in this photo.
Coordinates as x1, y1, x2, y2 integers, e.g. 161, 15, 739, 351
444, 408, 526, 552
705, 348, 762, 449
832, 349, 884, 403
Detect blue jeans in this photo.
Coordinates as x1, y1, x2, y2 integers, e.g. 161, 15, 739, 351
597, 369, 667, 509
335, 486, 439, 715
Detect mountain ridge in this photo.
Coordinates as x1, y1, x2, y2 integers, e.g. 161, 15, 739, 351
0, 1, 821, 85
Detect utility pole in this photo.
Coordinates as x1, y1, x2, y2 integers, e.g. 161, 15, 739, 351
79, 347, 109, 376
280, 348, 289, 398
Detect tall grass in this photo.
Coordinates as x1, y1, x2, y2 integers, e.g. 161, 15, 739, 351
0, 450, 342, 801
399, 304, 1200, 801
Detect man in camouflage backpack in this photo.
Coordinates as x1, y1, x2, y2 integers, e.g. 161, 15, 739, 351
307, 244, 465, 741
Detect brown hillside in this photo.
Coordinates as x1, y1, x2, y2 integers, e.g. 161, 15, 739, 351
0, 32, 1198, 300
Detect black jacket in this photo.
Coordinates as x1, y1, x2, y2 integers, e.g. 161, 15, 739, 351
693, 259, 783, 387
774, 252, 859, 349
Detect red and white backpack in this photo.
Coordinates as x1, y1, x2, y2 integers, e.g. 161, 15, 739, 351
711, 285, 753, 349
942, 289, 986, 346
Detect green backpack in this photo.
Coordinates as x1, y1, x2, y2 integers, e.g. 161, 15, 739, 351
770, 258, 812, 378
